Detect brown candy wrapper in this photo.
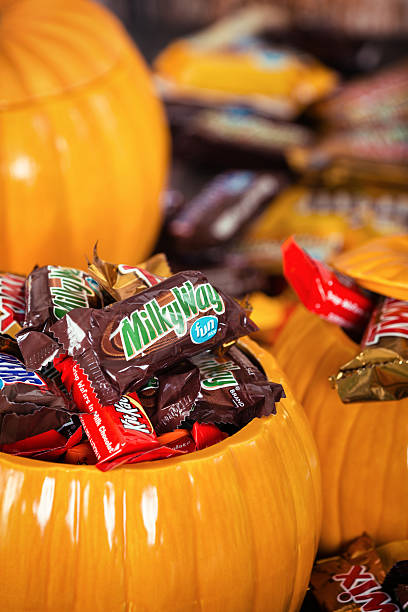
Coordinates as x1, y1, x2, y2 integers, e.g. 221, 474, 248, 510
88, 247, 171, 302
170, 105, 313, 170
0, 336, 80, 446
332, 297, 408, 402
151, 345, 284, 434
189, 346, 285, 427
17, 265, 104, 367
309, 533, 399, 612
22, 271, 258, 404
0, 272, 25, 338
167, 171, 286, 252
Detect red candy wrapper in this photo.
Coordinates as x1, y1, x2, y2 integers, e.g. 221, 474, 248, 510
192, 422, 228, 450
282, 237, 373, 332
2, 426, 82, 461
0, 273, 25, 338
54, 356, 159, 465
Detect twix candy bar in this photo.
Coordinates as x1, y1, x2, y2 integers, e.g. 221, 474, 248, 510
309, 533, 399, 611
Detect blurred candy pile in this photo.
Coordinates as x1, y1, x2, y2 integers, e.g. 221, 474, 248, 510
151, 6, 408, 347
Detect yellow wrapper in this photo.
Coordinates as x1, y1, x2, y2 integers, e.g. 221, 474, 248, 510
88, 247, 171, 302
237, 184, 408, 272
154, 6, 337, 120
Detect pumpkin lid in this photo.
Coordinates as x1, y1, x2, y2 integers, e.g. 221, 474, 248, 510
0, 0, 132, 109
332, 235, 408, 300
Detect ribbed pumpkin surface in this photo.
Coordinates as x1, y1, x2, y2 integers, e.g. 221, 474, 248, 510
0, 0, 168, 273
274, 305, 408, 555
332, 235, 408, 300
0, 337, 321, 612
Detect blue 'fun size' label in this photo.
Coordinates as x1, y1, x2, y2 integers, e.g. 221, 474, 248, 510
0, 353, 45, 391
190, 316, 218, 344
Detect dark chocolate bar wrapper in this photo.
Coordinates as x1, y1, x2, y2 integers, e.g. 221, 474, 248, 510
382, 561, 408, 609
0, 272, 25, 338
309, 533, 399, 612
0, 334, 80, 446
22, 271, 258, 404
148, 360, 200, 434
168, 171, 286, 252
0, 335, 77, 413
152, 346, 284, 433
189, 346, 284, 427
332, 297, 408, 402
17, 265, 104, 366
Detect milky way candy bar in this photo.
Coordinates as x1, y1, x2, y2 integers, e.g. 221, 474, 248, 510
189, 346, 284, 427
44, 271, 258, 405
0, 273, 25, 338
153, 345, 284, 433
332, 296, 408, 402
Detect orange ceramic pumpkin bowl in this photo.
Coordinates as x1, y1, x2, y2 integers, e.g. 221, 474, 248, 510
0, 337, 321, 612
274, 305, 408, 556
0, 0, 168, 273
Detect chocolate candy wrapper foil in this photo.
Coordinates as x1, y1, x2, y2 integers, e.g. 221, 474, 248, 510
0, 272, 25, 338
88, 247, 171, 302
24, 271, 257, 404
332, 297, 408, 402
309, 533, 399, 612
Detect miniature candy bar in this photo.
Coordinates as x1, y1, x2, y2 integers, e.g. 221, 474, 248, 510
332, 296, 408, 402
29, 271, 257, 404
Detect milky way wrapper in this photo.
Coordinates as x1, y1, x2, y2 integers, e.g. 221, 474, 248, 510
152, 345, 284, 433
88, 247, 171, 302
18, 265, 104, 368
309, 533, 399, 612
332, 296, 408, 402
30, 271, 258, 405
0, 272, 25, 338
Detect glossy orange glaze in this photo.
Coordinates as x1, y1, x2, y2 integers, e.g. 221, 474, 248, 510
275, 305, 408, 555
0, 337, 321, 611
0, 0, 168, 273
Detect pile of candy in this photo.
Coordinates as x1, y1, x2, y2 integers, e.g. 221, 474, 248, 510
0, 252, 285, 471
152, 7, 408, 352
